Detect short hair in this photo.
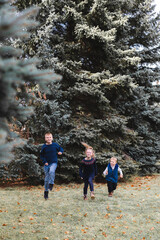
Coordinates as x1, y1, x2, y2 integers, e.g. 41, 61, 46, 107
45, 132, 53, 136
110, 157, 117, 162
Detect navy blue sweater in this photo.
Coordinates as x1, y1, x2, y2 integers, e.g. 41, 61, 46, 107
105, 163, 118, 183
40, 142, 63, 165
79, 158, 97, 179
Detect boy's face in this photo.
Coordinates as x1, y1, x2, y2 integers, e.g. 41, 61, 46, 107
110, 158, 117, 166
45, 134, 53, 144
86, 149, 93, 158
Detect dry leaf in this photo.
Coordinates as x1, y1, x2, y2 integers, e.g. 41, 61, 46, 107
102, 232, 107, 237
116, 214, 123, 219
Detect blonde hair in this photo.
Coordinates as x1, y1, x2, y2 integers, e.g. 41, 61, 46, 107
110, 157, 117, 163
45, 132, 52, 136
81, 142, 95, 158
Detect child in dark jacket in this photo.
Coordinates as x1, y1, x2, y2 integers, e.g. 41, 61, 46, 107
103, 157, 123, 197
79, 143, 97, 200
40, 132, 63, 200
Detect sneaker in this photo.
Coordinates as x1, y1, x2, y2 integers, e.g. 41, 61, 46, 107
44, 191, 49, 200
49, 184, 54, 191
108, 192, 113, 197
90, 191, 95, 199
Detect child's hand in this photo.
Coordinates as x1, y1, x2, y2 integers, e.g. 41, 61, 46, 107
45, 163, 48, 166
120, 174, 123, 178
58, 152, 62, 155
81, 177, 83, 180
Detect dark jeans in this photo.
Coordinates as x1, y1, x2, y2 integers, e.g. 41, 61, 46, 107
83, 176, 94, 195
107, 181, 117, 193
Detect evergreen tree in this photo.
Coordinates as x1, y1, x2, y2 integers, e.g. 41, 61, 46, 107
13, 0, 160, 183
114, 0, 160, 174
0, 0, 60, 168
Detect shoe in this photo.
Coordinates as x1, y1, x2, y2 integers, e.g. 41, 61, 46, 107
49, 184, 54, 191
84, 195, 88, 200
90, 191, 95, 199
44, 191, 49, 200
108, 192, 113, 197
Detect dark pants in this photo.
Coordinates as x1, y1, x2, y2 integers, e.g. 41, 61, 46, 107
107, 181, 117, 193
83, 176, 94, 195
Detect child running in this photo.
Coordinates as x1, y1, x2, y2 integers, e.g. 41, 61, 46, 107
103, 157, 123, 197
79, 142, 97, 200
40, 132, 63, 200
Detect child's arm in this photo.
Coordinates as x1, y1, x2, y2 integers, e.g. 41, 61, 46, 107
40, 146, 48, 165
94, 160, 98, 176
79, 162, 84, 179
103, 166, 108, 177
56, 143, 64, 155
118, 167, 123, 178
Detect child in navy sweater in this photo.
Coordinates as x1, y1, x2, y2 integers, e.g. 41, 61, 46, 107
103, 157, 123, 197
40, 132, 63, 199
79, 143, 97, 200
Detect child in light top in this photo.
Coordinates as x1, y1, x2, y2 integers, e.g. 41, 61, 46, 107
103, 157, 123, 197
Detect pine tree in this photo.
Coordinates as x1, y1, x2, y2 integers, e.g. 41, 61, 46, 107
114, 0, 160, 174
12, 0, 160, 182
0, 0, 60, 168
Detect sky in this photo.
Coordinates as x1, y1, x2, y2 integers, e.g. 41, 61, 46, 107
154, 0, 160, 13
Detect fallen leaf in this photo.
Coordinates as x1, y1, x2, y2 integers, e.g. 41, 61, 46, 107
102, 232, 107, 237
2, 224, 7, 226
84, 213, 87, 217
20, 231, 24, 234
150, 227, 154, 230
116, 214, 123, 219
106, 205, 110, 210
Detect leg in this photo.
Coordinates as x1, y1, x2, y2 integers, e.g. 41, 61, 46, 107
83, 179, 89, 198
88, 176, 95, 199
88, 176, 94, 192
44, 165, 49, 199
112, 182, 117, 192
107, 181, 113, 196
49, 163, 57, 190
44, 165, 50, 192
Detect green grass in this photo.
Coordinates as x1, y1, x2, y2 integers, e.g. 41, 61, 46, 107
0, 175, 160, 240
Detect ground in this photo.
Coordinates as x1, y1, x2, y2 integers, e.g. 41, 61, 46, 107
0, 175, 160, 240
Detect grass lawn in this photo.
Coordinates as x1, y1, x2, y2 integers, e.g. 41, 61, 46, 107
0, 175, 160, 240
